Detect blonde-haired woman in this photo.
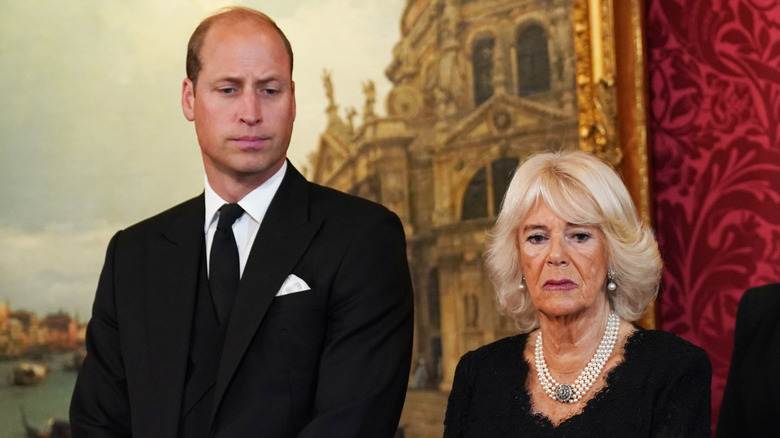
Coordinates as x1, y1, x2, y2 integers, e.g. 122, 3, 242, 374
444, 150, 711, 437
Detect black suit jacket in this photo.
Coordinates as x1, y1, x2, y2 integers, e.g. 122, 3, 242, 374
716, 283, 780, 437
70, 163, 414, 437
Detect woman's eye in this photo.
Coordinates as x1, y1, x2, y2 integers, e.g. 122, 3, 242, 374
572, 232, 591, 242
527, 234, 545, 244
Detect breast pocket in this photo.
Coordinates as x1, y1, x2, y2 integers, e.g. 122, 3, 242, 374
266, 288, 318, 315
262, 288, 326, 372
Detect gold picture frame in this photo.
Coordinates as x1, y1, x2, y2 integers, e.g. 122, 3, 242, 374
573, 0, 655, 328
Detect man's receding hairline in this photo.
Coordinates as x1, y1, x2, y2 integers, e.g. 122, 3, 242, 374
187, 7, 293, 86
201, 11, 291, 67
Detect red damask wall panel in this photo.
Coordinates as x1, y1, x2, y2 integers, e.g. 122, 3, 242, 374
646, 0, 780, 431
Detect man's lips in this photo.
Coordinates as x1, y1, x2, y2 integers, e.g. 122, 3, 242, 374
543, 279, 577, 291
232, 136, 269, 148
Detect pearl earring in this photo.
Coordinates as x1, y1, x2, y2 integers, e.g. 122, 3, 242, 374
519, 275, 526, 291
607, 269, 617, 291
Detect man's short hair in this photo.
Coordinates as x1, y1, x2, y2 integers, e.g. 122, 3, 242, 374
186, 6, 294, 87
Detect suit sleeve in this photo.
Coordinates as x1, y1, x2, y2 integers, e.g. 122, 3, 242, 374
70, 232, 132, 438
296, 210, 414, 438
715, 289, 756, 437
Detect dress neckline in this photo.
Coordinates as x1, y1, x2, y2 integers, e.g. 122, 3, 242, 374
521, 326, 644, 429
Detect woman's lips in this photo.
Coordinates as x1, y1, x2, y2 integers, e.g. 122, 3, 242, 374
543, 279, 577, 291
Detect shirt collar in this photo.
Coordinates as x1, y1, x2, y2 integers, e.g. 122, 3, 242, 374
204, 161, 287, 232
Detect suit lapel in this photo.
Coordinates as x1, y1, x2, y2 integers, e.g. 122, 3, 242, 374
143, 196, 204, 437
210, 164, 321, 425
767, 311, 780, 417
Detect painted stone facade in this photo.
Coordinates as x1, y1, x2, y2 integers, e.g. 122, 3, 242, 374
308, 0, 579, 406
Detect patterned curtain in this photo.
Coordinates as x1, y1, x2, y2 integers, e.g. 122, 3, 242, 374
646, 0, 780, 431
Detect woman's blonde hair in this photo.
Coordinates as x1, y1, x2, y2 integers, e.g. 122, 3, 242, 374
486, 150, 661, 332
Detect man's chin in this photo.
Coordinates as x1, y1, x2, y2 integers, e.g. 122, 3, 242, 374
233, 161, 286, 181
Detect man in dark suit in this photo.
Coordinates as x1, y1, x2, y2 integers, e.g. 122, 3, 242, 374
716, 283, 780, 437
70, 7, 414, 437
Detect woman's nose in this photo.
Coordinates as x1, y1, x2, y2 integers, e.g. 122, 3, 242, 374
546, 237, 569, 266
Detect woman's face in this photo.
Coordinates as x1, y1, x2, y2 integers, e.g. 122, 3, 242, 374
517, 201, 609, 319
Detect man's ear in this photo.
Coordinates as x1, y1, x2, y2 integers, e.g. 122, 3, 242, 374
182, 78, 195, 122
291, 80, 296, 121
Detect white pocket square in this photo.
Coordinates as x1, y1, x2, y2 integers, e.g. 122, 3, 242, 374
276, 274, 310, 297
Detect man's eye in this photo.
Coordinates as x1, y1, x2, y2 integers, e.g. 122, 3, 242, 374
219, 88, 236, 94
264, 88, 279, 95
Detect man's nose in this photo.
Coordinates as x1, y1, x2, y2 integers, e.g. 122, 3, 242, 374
239, 92, 262, 125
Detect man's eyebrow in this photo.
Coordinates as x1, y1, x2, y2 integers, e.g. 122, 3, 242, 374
213, 76, 283, 85
212, 77, 243, 86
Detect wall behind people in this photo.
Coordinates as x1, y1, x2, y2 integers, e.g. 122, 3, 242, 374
646, 0, 780, 431
0, 0, 402, 321
0, 2, 403, 434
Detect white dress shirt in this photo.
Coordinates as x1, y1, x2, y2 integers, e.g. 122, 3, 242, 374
203, 161, 287, 278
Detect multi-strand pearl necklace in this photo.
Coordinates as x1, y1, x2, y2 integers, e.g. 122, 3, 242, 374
534, 312, 620, 403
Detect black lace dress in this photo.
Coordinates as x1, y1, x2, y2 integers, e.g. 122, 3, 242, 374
444, 328, 711, 437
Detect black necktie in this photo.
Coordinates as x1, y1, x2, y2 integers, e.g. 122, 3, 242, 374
210, 203, 244, 322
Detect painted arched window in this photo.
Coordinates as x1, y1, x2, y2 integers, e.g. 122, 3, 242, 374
461, 167, 488, 220
491, 157, 519, 214
472, 36, 495, 106
428, 269, 441, 328
516, 24, 550, 96
461, 157, 520, 220
427, 269, 442, 386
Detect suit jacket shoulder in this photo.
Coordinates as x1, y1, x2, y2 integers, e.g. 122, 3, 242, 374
717, 283, 780, 437
306, 179, 399, 222
119, 195, 204, 237
737, 283, 780, 336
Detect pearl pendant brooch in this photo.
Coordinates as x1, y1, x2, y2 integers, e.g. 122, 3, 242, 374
535, 312, 620, 403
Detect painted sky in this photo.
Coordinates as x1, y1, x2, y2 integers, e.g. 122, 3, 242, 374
0, 0, 404, 318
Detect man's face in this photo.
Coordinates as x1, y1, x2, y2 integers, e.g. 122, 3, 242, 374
182, 19, 295, 190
